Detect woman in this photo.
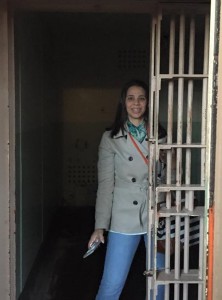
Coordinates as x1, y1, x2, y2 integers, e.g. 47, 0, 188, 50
88, 79, 165, 300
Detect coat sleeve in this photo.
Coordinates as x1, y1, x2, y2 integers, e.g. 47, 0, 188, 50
95, 132, 115, 230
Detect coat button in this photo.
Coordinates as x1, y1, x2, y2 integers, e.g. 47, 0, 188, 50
131, 177, 136, 183
146, 155, 148, 159
133, 200, 138, 205
128, 156, 133, 161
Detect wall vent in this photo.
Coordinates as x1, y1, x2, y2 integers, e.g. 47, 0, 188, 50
118, 49, 147, 69
67, 163, 97, 186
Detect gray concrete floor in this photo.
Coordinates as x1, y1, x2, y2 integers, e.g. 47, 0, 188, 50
19, 207, 199, 299
19, 207, 146, 300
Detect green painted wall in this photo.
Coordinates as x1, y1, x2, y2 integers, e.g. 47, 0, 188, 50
15, 14, 62, 295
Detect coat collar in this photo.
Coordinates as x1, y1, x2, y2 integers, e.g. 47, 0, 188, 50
113, 128, 148, 142
113, 129, 127, 139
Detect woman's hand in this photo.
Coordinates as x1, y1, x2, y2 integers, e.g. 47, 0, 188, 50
88, 229, 105, 249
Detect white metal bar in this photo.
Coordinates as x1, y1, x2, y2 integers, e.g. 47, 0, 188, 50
183, 216, 190, 270
174, 215, 181, 276
149, 16, 156, 140
147, 15, 156, 299
167, 15, 175, 145
164, 285, 169, 300
183, 283, 188, 300
185, 16, 195, 185
183, 19, 195, 300
199, 217, 204, 280
165, 16, 176, 283
198, 283, 203, 300
159, 144, 206, 149
174, 283, 180, 300
159, 205, 204, 217
160, 74, 208, 79
201, 14, 210, 300
153, 11, 162, 299
157, 269, 204, 283
174, 15, 185, 291
183, 24, 195, 290
147, 11, 161, 300
165, 216, 171, 274
198, 219, 205, 297
157, 184, 205, 192
201, 14, 210, 185
148, 143, 155, 277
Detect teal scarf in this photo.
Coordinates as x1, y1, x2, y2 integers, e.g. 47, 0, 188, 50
127, 120, 147, 143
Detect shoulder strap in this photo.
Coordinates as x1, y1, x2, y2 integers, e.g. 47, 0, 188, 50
129, 133, 148, 165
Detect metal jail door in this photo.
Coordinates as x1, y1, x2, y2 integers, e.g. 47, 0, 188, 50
146, 4, 210, 300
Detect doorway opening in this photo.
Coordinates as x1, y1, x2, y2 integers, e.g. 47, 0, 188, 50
15, 12, 151, 299
14, 4, 210, 298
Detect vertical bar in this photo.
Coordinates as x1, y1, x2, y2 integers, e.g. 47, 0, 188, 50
198, 218, 204, 299
183, 283, 188, 300
166, 15, 175, 184
167, 15, 175, 147
185, 16, 195, 185
174, 16, 185, 293
148, 11, 162, 299
165, 18, 176, 292
154, 11, 162, 299
164, 16, 176, 300
147, 16, 156, 300
207, 207, 214, 300
154, 12, 162, 140
149, 16, 156, 140
198, 284, 203, 300
201, 14, 210, 185
201, 13, 210, 300
183, 16, 196, 300
199, 216, 204, 279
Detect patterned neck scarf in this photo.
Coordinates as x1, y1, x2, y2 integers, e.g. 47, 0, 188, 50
127, 120, 147, 143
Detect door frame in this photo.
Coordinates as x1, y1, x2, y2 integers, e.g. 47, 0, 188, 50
1, 1, 221, 299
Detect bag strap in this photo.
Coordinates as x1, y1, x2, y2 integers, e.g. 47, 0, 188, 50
129, 133, 148, 165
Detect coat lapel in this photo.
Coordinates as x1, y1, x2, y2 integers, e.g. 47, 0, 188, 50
113, 128, 148, 156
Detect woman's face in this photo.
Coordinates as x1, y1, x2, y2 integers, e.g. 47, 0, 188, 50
125, 85, 147, 125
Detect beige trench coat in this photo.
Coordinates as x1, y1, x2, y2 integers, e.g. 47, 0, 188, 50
95, 129, 149, 234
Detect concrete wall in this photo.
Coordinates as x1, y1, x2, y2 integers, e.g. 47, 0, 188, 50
0, 2, 12, 299
15, 15, 62, 294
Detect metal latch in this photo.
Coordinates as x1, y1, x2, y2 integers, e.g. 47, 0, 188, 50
143, 270, 154, 277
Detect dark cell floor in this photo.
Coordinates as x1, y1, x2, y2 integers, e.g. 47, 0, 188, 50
19, 207, 146, 300
19, 207, 199, 300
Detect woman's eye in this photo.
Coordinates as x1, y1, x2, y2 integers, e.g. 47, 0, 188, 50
127, 96, 134, 101
139, 97, 146, 101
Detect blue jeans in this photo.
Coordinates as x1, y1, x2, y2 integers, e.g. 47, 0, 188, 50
96, 232, 165, 300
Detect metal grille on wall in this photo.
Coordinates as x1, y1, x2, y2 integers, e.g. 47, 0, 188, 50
118, 49, 148, 69
146, 4, 210, 300
65, 156, 98, 206
67, 162, 97, 185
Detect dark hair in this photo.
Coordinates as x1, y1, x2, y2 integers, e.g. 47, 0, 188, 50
110, 79, 149, 137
